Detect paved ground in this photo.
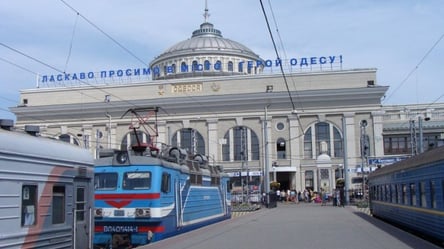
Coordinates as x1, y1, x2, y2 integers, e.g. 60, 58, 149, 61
139, 202, 441, 249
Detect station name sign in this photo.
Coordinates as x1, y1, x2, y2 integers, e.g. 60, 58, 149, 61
38, 55, 343, 85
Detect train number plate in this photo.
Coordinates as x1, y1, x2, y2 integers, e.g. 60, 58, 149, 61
114, 210, 125, 216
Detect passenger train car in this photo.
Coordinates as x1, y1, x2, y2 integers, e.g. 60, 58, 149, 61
0, 119, 95, 249
368, 146, 444, 244
93, 143, 231, 248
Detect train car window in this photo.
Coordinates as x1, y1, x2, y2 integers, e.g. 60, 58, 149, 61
410, 183, 416, 206
123, 172, 151, 190
21, 185, 37, 226
381, 185, 385, 201
76, 187, 86, 221
95, 173, 118, 190
420, 182, 427, 208
392, 185, 398, 203
161, 173, 171, 193
430, 180, 436, 209
402, 184, 407, 205
52, 186, 65, 224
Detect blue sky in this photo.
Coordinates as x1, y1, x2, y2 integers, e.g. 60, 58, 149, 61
1, 0, 443, 120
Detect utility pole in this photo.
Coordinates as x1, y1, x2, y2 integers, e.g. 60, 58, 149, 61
264, 105, 270, 195
342, 116, 349, 205
360, 120, 368, 200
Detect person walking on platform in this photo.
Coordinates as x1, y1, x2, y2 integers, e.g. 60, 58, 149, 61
321, 188, 327, 206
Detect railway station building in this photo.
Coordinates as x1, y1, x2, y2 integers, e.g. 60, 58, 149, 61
10, 8, 444, 197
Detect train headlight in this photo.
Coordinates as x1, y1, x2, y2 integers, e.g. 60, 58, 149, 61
95, 208, 103, 217
135, 208, 150, 217
116, 151, 128, 164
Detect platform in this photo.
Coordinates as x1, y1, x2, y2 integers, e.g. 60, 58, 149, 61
139, 202, 441, 249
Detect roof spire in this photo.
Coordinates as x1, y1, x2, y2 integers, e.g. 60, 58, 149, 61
203, 0, 210, 23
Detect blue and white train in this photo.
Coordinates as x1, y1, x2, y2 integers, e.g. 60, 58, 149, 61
93, 143, 231, 248
0, 119, 95, 249
368, 146, 444, 245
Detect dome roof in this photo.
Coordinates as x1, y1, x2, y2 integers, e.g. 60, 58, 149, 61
150, 22, 261, 65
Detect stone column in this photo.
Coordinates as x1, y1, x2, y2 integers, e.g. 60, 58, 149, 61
207, 118, 219, 162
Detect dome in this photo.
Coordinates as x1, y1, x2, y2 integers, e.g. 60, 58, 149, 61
151, 22, 260, 63
149, 6, 263, 80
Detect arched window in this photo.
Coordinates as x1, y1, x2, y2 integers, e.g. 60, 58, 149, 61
303, 122, 343, 158
192, 60, 199, 71
214, 60, 222, 71
276, 138, 286, 159
120, 130, 151, 151
222, 126, 259, 161
171, 63, 176, 73
171, 128, 205, 155
204, 60, 211, 71
228, 61, 233, 72
181, 62, 188, 72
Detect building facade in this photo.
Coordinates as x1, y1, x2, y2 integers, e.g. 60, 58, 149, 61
10, 8, 444, 197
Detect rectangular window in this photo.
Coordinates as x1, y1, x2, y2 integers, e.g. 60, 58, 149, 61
123, 172, 151, 190
304, 129, 312, 159
94, 173, 118, 190
381, 185, 385, 201
21, 185, 37, 226
402, 184, 407, 204
76, 187, 85, 222
392, 184, 398, 203
410, 183, 416, 206
431, 180, 436, 208
420, 181, 427, 208
161, 173, 171, 193
52, 186, 65, 224
305, 170, 314, 189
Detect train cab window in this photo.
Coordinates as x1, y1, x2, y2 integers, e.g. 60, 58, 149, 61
123, 172, 151, 190
95, 173, 118, 190
52, 186, 65, 224
21, 185, 37, 226
161, 173, 171, 193
76, 187, 85, 221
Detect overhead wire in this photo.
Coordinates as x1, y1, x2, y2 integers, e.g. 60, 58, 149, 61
64, 12, 79, 72
260, 0, 305, 137
60, 0, 149, 67
1, 1, 311, 160
383, 32, 444, 103
259, 0, 296, 112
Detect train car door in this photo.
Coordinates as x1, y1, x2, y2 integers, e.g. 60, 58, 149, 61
73, 178, 92, 249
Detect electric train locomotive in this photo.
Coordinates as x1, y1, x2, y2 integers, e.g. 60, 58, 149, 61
368, 146, 444, 245
93, 143, 231, 248
0, 119, 95, 249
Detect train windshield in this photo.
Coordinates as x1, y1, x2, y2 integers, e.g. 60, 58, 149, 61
123, 172, 151, 190
95, 173, 118, 190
